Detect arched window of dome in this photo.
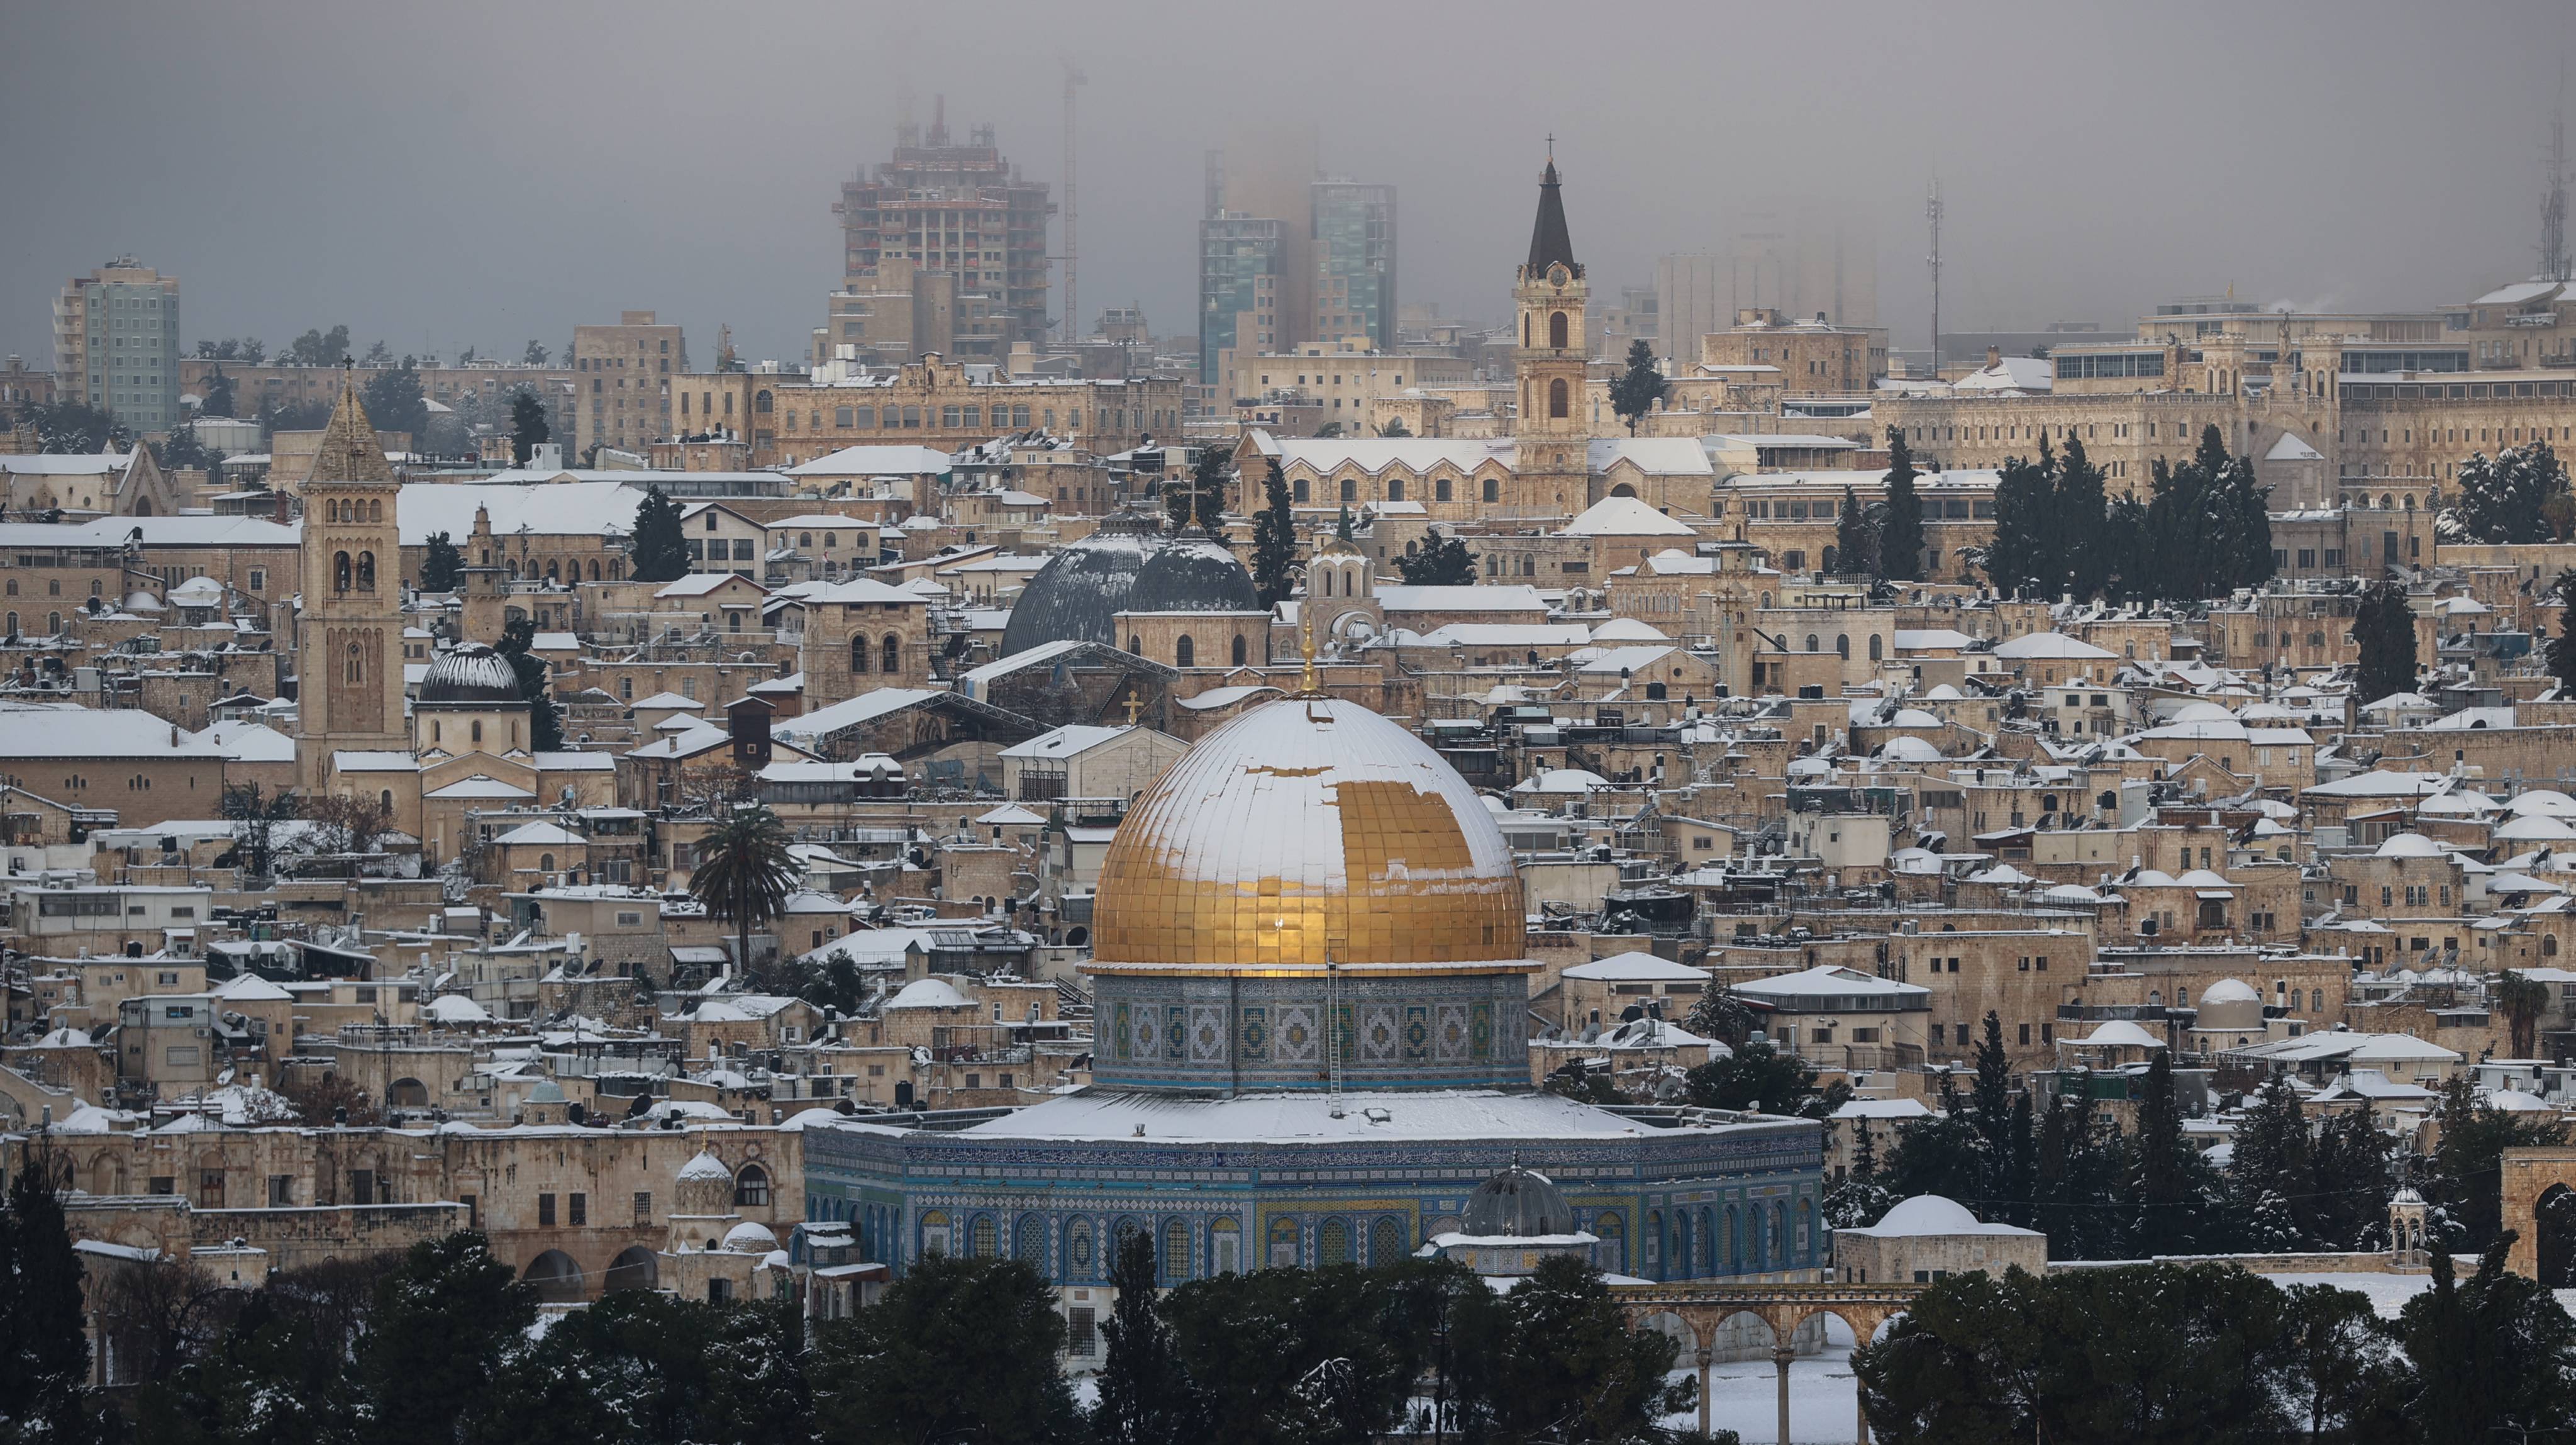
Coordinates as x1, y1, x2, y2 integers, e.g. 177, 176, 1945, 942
1548, 377, 1568, 418
850, 635, 869, 674
1211, 1217, 1241, 1275
1643, 1209, 1663, 1276
1231, 634, 1248, 667
1066, 1217, 1096, 1277
733, 1162, 770, 1208
1163, 1217, 1192, 1281
1268, 1215, 1299, 1269
1370, 1216, 1403, 1266
334, 551, 352, 593
1726, 1204, 1743, 1270
1175, 635, 1195, 667
1769, 1201, 1788, 1261
881, 634, 901, 673
1549, 311, 1568, 349
1318, 1217, 1352, 1267
1796, 1200, 1814, 1258
971, 1215, 997, 1258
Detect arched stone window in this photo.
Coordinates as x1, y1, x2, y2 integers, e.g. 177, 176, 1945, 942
1318, 1217, 1352, 1266
1370, 1216, 1404, 1266
1806, 633, 1820, 652
734, 1162, 770, 1208
881, 633, 901, 672
971, 1215, 997, 1258
1231, 634, 1248, 666
1065, 1217, 1096, 1277
1870, 634, 1884, 661
851, 635, 870, 674
755, 391, 774, 414
357, 552, 377, 591
538, 852, 555, 873
1163, 1217, 1192, 1281
1211, 1217, 1241, 1275
1015, 1213, 1046, 1268
1837, 634, 1851, 660
334, 551, 352, 592
1548, 377, 1568, 418
1175, 635, 1195, 667
1549, 311, 1568, 349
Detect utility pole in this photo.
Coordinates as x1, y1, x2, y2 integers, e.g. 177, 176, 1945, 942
1925, 180, 1944, 374
1060, 62, 1087, 345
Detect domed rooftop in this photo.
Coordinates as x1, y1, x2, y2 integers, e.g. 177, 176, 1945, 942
418, 644, 525, 705
723, 1220, 779, 1253
1462, 1163, 1575, 1237
1866, 1195, 1982, 1236
2375, 832, 2445, 857
997, 511, 1260, 657
1091, 695, 1524, 971
2201, 978, 2262, 1005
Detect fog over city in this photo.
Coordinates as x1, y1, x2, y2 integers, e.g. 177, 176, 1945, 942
3, 0, 2568, 362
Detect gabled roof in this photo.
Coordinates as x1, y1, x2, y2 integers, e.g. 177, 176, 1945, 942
1559, 495, 1696, 537
1524, 158, 1580, 276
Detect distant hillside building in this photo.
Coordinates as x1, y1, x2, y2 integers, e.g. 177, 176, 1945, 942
55, 259, 180, 434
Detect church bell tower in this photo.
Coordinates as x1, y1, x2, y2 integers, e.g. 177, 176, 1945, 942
295, 378, 409, 790
1512, 153, 1592, 518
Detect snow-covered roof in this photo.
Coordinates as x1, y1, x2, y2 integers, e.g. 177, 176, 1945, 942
2070, 1020, 2165, 1049
2264, 432, 2325, 461
1560, 951, 1709, 983
1992, 632, 2116, 661
786, 444, 956, 476
1843, 1195, 2041, 1238
1558, 495, 1697, 537
1736, 965, 1930, 1002
883, 977, 972, 1010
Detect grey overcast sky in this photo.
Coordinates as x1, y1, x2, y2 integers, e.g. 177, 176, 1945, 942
2, 1, 2568, 366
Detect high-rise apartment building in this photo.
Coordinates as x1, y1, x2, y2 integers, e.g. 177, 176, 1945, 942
55, 259, 180, 433
832, 105, 1053, 357
570, 312, 686, 461
1199, 213, 1284, 391
1311, 181, 1396, 350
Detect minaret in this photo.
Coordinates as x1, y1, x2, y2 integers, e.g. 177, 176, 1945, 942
1511, 152, 1591, 518
295, 377, 408, 790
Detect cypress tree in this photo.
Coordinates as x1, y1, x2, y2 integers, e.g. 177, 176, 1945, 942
1251, 459, 1299, 608
1879, 427, 1926, 583
629, 485, 691, 583
1, 1155, 94, 1434
2546, 569, 2576, 695
1835, 483, 1875, 577
1983, 452, 2054, 597
2057, 435, 2110, 600
1607, 338, 1668, 435
496, 617, 564, 752
509, 388, 550, 462
2353, 581, 2418, 705
419, 531, 464, 592
1093, 1227, 1199, 1445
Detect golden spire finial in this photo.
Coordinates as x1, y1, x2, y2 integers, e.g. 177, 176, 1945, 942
1296, 589, 1321, 696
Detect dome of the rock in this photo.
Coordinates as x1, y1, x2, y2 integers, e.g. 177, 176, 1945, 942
1092, 695, 1523, 971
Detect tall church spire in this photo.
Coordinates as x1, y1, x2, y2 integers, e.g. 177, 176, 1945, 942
1524, 158, 1580, 279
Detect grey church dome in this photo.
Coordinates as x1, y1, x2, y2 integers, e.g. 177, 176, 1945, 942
1463, 1163, 1575, 1238
997, 511, 1260, 658
416, 644, 524, 705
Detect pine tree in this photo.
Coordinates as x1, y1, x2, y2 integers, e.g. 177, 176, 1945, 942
1827, 1119, 1899, 1228
2229, 1072, 2316, 1247
1397, 529, 1478, 585
1334, 505, 1355, 542
2446, 440, 2570, 545
2057, 435, 2111, 600
1835, 483, 1875, 577
1251, 460, 1299, 608
2353, 581, 2418, 705
2130, 1049, 2210, 1256
629, 484, 691, 583
1094, 1227, 1201, 1445
1879, 427, 1926, 582
1607, 338, 1667, 435
360, 360, 430, 441
509, 388, 550, 462
2221, 449, 2275, 588
420, 531, 464, 592
2101, 489, 2151, 601
1983, 452, 2055, 596
201, 365, 236, 418
2, 1154, 98, 1438
1179, 445, 1231, 531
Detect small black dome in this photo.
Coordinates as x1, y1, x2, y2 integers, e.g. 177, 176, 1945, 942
1463, 1163, 1575, 1238
997, 511, 1259, 657
417, 644, 525, 705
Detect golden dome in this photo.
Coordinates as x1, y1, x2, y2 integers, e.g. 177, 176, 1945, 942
1091, 696, 1526, 973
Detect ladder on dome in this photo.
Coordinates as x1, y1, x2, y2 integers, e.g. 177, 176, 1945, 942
1325, 949, 1346, 1120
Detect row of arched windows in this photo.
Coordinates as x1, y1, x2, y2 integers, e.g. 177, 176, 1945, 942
1795, 632, 1884, 661
331, 550, 377, 593
325, 498, 382, 523
850, 634, 903, 674
1641, 1200, 1813, 1280
1169, 635, 1251, 669
505, 557, 619, 584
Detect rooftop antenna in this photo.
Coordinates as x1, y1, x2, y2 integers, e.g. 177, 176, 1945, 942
1060, 61, 1088, 343
1925, 180, 1944, 371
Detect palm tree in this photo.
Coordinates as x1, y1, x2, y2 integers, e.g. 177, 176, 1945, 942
2495, 969, 2551, 1059
688, 803, 800, 976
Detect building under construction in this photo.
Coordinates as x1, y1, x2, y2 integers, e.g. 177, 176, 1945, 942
833, 103, 1055, 359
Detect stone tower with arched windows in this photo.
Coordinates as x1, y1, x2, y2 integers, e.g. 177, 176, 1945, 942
1512, 157, 1591, 519
296, 380, 408, 790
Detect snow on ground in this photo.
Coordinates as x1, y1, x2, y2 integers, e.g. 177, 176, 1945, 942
1662, 1315, 1862, 1444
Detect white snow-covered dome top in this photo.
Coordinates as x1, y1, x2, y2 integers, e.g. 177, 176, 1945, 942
2495, 815, 2576, 842
2072, 1020, 2165, 1049
1589, 617, 1668, 643
2375, 832, 2444, 857
2509, 789, 2576, 817
884, 977, 971, 1010
1868, 1195, 1982, 1236
425, 994, 490, 1024
1879, 736, 1943, 762
723, 1220, 779, 1253
2172, 701, 2235, 723
2201, 978, 2262, 1005
678, 1149, 733, 1183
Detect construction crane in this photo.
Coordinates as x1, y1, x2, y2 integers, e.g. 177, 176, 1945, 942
1060, 62, 1087, 344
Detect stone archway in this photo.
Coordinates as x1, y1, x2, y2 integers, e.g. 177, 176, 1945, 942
523, 1249, 585, 1303
1618, 1283, 1920, 1444
603, 1245, 658, 1292
2502, 1148, 2576, 1279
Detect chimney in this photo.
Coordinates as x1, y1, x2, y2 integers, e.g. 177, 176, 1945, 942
1986, 346, 2002, 369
